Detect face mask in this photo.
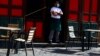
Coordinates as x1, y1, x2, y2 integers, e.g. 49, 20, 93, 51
56, 4, 60, 7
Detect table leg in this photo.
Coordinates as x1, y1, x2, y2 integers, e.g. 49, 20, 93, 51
6, 31, 13, 56
87, 32, 91, 50
81, 36, 84, 51
14, 41, 20, 54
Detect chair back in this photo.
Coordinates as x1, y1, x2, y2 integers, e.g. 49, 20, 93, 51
8, 24, 19, 28
27, 27, 36, 42
68, 26, 76, 38
69, 26, 74, 31
91, 32, 97, 38
7, 24, 19, 35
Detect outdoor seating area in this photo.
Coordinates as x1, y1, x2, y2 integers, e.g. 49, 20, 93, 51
0, 44, 100, 56
1, 0, 100, 56
0, 26, 99, 56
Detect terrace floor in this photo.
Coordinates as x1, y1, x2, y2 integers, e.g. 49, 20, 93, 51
0, 43, 100, 56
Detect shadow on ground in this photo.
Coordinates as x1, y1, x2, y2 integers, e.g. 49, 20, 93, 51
50, 49, 79, 54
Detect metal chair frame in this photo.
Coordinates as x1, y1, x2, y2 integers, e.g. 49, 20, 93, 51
14, 27, 36, 56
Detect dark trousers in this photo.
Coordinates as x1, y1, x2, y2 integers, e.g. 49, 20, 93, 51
49, 30, 60, 42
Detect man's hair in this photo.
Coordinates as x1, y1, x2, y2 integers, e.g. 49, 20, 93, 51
53, 1, 60, 6
55, 1, 60, 4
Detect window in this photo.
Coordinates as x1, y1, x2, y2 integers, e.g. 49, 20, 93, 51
69, 0, 78, 12
0, 8, 8, 16
11, 9, 22, 17
12, 0, 23, 6
0, 0, 8, 5
69, 14, 78, 21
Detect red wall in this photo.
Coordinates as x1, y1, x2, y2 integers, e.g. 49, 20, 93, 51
25, 20, 44, 42
69, 0, 78, 12
0, 8, 8, 16
0, 0, 23, 17
69, 0, 98, 22
0, 0, 8, 5
11, 9, 22, 17
12, 0, 23, 6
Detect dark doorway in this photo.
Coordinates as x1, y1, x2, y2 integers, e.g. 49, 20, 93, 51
25, 0, 45, 20
25, 0, 46, 42
44, 0, 57, 42
44, 0, 65, 42
25, 0, 65, 42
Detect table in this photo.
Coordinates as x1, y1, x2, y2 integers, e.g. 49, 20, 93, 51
84, 29, 100, 50
0, 26, 21, 56
85, 29, 100, 32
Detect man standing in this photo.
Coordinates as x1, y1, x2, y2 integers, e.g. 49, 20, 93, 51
49, 1, 63, 44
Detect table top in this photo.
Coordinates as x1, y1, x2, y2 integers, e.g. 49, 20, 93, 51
0, 26, 21, 31
84, 29, 100, 32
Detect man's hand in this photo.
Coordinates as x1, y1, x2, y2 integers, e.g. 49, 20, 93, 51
51, 11, 63, 16
51, 11, 58, 16
57, 11, 63, 15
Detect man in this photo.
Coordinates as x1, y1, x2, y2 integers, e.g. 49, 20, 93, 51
49, 1, 63, 44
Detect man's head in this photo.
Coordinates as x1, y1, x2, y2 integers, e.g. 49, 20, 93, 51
54, 1, 60, 7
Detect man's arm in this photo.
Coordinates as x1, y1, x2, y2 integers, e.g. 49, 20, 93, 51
51, 11, 63, 16
58, 11, 63, 15
51, 11, 58, 16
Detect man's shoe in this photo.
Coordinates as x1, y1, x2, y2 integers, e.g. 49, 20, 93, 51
56, 40, 60, 43
48, 40, 52, 45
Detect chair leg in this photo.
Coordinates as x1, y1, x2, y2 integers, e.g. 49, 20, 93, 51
24, 42, 27, 56
31, 42, 35, 56
72, 39, 74, 47
12, 40, 15, 49
85, 39, 88, 50
90, 38, 92, 49
5, 39, 7, 48
65, 41, 68, 50
14, 41, 20, 54
96, 39, 98, 48
66, 38, 70, 50
12, 39, 16, 50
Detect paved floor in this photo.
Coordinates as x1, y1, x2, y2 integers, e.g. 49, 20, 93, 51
0, 42, 99, 56
0, 47, 100, 56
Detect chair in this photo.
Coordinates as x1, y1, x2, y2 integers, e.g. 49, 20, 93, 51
84, 31, 98, 48
66, 26, 86, 48
0, 24, 19, 47
90, 32, 98, 47
14, 27, 36, 56
66, 26, 79, 47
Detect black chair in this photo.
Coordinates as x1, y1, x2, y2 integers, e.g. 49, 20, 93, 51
90, 32, 98, 47
14, 27, 36, 56
66, 26, 86, 49
66, 26, 78, 48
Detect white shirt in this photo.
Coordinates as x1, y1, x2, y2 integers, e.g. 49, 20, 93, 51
50, 7, 62, 19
